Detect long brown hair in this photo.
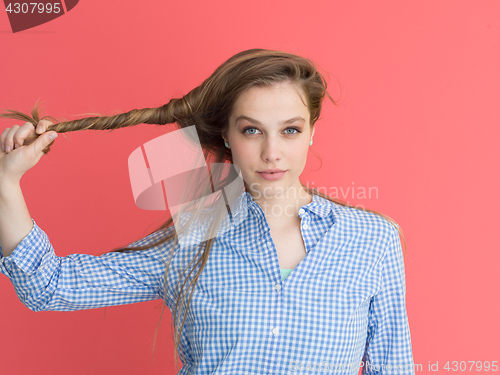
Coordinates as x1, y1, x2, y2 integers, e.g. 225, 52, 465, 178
0, 48, 407, 373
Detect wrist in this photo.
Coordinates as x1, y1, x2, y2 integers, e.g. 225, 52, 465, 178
0, 175, 21, 194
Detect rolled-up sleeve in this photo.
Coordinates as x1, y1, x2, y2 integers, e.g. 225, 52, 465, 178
363, 224, 415, 374
0, 219, 176, 312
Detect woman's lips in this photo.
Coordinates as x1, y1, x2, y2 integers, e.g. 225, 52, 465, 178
256, 171, 287, 180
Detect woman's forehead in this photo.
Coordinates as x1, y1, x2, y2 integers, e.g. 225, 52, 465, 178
230, 85, 309, 122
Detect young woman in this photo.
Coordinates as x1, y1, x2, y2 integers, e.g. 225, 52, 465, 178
0, 49, 414, 374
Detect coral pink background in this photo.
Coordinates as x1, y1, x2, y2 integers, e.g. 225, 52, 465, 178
1, 1, 499, 374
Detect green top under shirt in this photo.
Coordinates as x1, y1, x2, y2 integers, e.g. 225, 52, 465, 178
280, 268, 293, 281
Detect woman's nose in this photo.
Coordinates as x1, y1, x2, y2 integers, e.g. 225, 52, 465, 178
261, 137, 282, 161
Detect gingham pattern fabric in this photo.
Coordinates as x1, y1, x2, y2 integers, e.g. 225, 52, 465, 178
0, 190, 414, 374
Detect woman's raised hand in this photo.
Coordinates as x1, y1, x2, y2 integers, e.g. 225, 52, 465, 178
0, 120, 58, 183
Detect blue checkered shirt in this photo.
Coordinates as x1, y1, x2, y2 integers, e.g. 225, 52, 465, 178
1, 190, 414, 374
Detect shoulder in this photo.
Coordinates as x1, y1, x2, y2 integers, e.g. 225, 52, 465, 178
327, 200, 397, 245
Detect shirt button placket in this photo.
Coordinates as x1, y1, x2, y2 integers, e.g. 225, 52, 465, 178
267, 240, 281, 286
267, 234, 281, 375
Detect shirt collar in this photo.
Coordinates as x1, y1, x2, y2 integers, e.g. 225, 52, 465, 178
236, 189, 334, 220
300, 191, 334, 219
207, 188, 339, 245
177, 188, 337, 247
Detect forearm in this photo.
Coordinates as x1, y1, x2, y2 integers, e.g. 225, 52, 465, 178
0, 177, 34, 257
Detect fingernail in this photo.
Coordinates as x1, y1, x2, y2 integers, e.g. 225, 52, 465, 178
15, 143, 20, 149
49, 133, 57, 141
5, 146, 11, 152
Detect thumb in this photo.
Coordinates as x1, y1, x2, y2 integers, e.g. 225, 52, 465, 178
34, 131, 58, 156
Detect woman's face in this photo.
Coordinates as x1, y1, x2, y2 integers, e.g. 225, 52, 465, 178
224, 81, 314, 200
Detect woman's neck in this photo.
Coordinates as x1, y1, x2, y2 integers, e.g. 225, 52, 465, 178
252, 188, 313, 228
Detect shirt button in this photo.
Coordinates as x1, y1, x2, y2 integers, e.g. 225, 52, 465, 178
272, 327, 279, 336
275, 283, 281, 291
299, 208, 305, 215
303, 223, 309, 229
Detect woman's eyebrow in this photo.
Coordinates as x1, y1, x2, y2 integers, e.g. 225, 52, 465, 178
235, 115, 305, 125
